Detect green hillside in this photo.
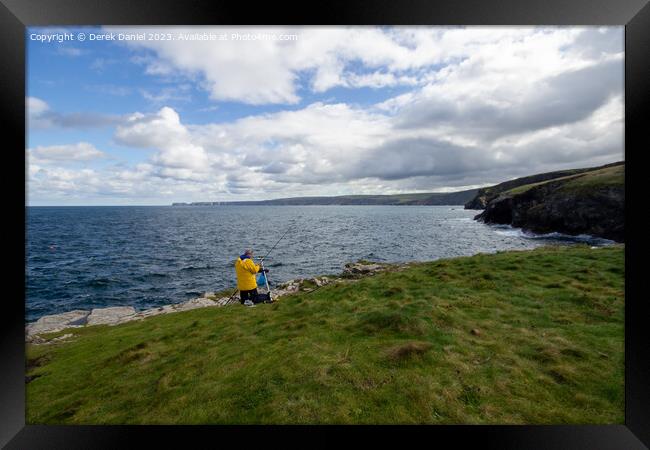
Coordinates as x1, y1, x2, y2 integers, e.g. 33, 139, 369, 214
505, 164, 624, 196
26, 245, 624, 424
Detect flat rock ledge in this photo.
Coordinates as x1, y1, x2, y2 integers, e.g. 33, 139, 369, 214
26, 261, 404, 344
26, 310, 90, 338
343, 261, 391, 275
26, 298, 229, 343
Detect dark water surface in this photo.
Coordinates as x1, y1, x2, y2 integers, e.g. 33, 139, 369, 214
26, 206, 613, 321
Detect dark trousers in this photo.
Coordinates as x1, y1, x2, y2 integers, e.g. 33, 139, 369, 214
240, 288, 258, 304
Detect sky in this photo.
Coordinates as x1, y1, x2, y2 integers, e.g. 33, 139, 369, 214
26, 26, 624, 206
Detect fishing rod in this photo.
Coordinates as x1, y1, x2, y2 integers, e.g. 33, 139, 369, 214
259, 222, 294, 262
226, 222, 295, 304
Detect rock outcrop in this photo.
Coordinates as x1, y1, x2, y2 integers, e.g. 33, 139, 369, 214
464, 161, 623, 210
26, 298, 230, 342
343, 261, 390, 276
26, 310, 90, 337
87, 306, 137, 326
475, 164, 624, 242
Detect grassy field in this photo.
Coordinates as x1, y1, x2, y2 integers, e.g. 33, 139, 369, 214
505, 165, 624, 196
559, 165, 624, 193
26, 245, 625, 424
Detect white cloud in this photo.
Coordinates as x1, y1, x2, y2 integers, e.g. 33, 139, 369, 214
28, 142, 106, 163
115, 107, 211, 177
27, 97, 49, 116
395, 57, 623, 140
26, 96, 124, 129
108, 26, 622, 107
29, 26, 625, 203
104, 81, 621, 199
106, 26, 461, 104
139, 85, 191, 104
345, 71, 420, 89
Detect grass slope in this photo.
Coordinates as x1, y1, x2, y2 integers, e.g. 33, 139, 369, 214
505, 164, 624, 196
26, 245, 624, 424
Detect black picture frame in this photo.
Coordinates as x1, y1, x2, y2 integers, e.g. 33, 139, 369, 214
3, 0, 649, 448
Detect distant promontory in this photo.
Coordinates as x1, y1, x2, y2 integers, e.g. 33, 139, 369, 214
465, 161, 624, 242
172, 189, 478, 207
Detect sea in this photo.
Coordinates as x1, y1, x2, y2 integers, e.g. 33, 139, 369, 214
26, 205, 615, 322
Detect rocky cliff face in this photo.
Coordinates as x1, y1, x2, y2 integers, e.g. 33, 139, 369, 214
474, 164, 624, 242
464, 190, 492, 210
464, 162, 623, 210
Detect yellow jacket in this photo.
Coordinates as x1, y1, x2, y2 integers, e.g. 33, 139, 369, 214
235, 257, 261, 291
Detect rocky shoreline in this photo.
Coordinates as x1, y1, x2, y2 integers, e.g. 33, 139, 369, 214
26, 261, 400, 344
466, 162, 624, 243
474, 179, 624, 242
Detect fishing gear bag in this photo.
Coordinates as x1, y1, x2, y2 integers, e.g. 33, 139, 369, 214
255, 292, 272, 303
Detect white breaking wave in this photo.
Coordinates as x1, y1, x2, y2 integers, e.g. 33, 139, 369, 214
491, 224, 615, 245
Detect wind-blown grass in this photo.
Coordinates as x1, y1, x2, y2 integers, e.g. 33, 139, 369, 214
505, 165, 623, 196
26, 244, 624, 424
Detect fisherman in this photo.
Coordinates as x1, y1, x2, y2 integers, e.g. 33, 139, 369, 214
235, 249, 268, 307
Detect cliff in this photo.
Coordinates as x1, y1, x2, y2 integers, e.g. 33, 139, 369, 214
464, 162, 623, 210
474, 163, 624, 242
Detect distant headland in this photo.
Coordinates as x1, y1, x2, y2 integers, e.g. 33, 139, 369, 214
172, 189, 478, 206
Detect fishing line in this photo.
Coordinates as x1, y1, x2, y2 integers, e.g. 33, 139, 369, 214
259, 221, 295, 262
